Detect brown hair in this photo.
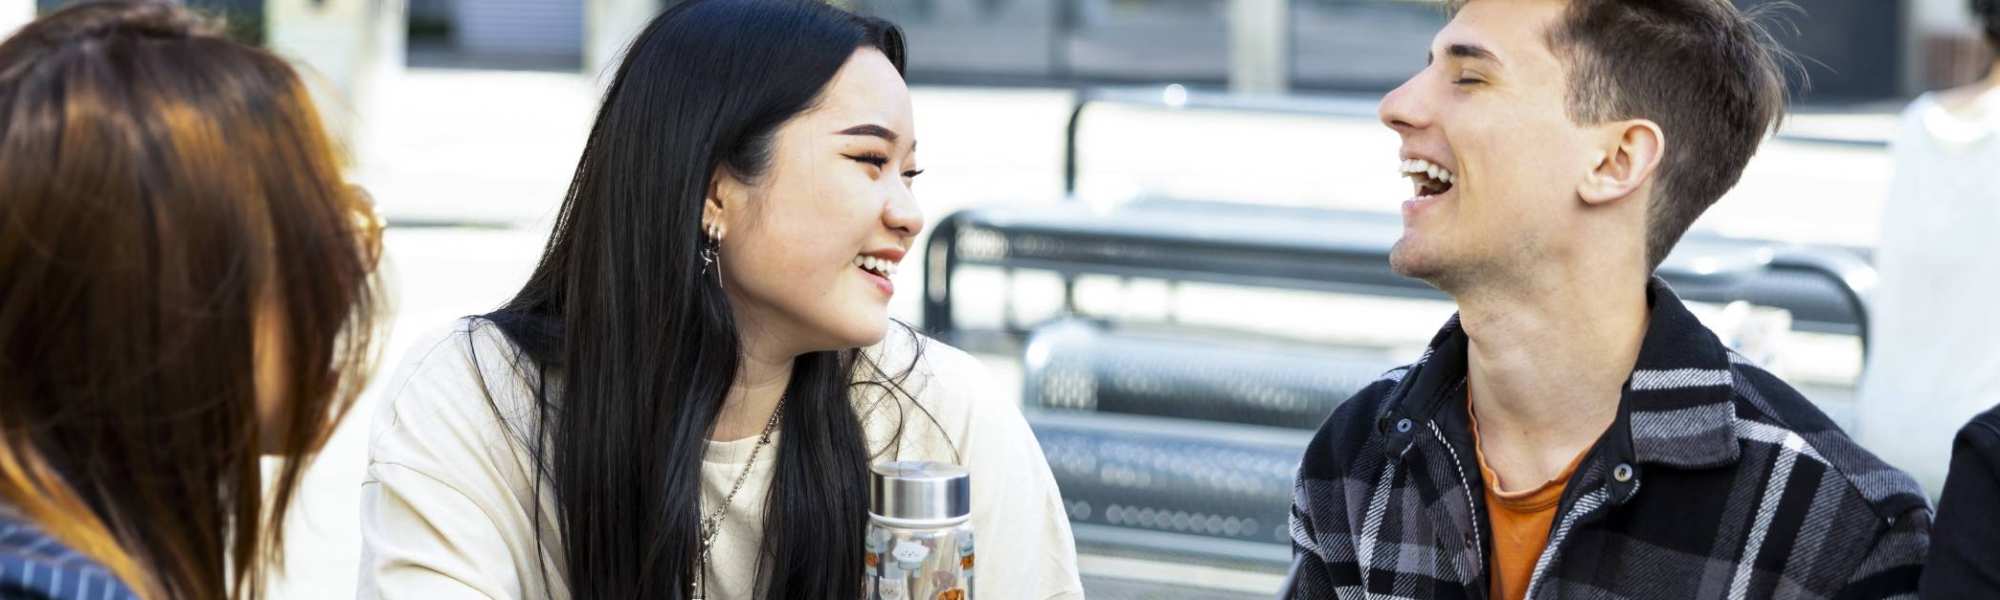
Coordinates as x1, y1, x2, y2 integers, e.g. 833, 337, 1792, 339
0, 2, 381, 599
1453, 0, 1792, 268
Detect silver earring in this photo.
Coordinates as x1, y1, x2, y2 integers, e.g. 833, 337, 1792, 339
700, 223, 721, 277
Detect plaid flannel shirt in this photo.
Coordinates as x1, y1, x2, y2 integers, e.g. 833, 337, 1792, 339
1284, 279, 1931, 600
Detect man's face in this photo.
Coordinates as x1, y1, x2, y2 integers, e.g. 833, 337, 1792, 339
1377, 0, 1604, 289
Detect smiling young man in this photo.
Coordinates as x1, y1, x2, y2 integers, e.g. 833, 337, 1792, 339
1283, 1, 1931, 599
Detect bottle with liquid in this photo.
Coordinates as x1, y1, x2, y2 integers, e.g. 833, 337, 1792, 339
865, 461, 973, 600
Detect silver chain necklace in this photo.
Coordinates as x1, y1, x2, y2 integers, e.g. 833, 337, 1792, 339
691, 395, 784, 600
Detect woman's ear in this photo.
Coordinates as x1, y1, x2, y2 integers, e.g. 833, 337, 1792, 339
704, 166, 738, 236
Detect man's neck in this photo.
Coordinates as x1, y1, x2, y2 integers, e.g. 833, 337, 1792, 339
1457, 271, 1649, 491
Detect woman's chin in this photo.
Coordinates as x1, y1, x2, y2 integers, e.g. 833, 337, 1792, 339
852, 319, 892, 348
816, 313, 891, 352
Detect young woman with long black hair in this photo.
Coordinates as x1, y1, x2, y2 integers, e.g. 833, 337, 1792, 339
356, 1, 1081, 598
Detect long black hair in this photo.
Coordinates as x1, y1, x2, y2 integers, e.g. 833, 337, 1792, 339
478, 1, 911, 597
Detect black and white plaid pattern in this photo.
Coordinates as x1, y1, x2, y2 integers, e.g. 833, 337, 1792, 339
1284, 279, 1931, 600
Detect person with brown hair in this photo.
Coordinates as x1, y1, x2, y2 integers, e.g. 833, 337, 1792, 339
0, 1, 382, 599
1284, 1, 1929, 598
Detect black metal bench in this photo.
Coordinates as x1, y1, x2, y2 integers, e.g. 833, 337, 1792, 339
1032, 410, 1308, 569
1021, 320, 1399, 569
1023, 319, 1399, 429
924, 199, 1876, 350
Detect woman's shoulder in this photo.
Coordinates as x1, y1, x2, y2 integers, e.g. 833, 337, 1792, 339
395, 315, 535, 371
371, 317, 544, 450
862, 324, 1000, 412
0, 511, 141, 600
857, 324, 1040, 458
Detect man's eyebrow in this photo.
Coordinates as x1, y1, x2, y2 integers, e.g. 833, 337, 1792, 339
836, 123, 899, 143
1446, 43, 1501, 64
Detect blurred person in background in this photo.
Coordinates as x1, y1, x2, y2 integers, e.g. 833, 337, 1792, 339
0, 2, 383, 599
1857, 0, 2000, 500
1923, 408, 2000, 597
354, 1, 1081, 598
1285, 1, 1930, 598
1909, 3, 2000, 597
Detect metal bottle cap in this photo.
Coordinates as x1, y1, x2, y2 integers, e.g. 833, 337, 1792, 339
868, 461, 971, 526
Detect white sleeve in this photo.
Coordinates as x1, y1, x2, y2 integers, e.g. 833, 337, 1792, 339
357, 324, 556, 600
941, 352, 1086, 600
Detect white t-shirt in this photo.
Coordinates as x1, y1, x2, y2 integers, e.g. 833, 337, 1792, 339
1856, 90, 2000, 499
356, 319, 1084, 599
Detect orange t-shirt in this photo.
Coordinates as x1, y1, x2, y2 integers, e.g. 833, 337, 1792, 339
1468, 395, 1589, 600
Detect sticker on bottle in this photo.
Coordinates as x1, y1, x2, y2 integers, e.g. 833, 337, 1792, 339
891, 539, 930, 570
878, 577, 908, 600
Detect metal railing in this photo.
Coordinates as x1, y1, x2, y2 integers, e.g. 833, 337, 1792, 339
923, 199, 1875, 351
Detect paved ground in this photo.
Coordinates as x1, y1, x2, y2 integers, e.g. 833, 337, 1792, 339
264, 66, 1898, 598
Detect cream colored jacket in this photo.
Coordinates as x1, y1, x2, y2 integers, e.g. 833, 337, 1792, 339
357, 319, 1083, 599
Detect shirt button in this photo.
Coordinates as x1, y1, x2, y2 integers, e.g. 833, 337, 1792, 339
1395, 418, 1414, 433
1612, 463, 1635, 483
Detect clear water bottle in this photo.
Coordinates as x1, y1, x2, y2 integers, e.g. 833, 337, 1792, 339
865, 461, 973, 600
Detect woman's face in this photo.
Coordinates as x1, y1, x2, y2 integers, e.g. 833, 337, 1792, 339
710, 47, 923, 356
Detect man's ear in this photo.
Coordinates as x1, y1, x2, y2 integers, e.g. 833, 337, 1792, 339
1578, 119, 1665, 207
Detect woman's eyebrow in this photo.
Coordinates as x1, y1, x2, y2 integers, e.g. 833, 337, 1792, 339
836, 123, 900, 143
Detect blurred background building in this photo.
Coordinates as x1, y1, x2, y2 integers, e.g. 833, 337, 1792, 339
387, 0, 1982, 99
4, 1, 1994, 598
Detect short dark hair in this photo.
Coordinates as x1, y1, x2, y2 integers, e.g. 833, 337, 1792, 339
1454, 0, 1792, 268
1976, 0, 2000, 49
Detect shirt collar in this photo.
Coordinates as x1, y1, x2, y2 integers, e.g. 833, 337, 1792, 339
1385, 277, 1741, 470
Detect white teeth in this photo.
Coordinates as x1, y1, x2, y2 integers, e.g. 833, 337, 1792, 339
856, 255, 897, 277
1400, 158, 1457, 187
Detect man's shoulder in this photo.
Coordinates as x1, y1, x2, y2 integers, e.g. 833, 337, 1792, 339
1725, 357, 1930, 522
1963, 403, 2000, 447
